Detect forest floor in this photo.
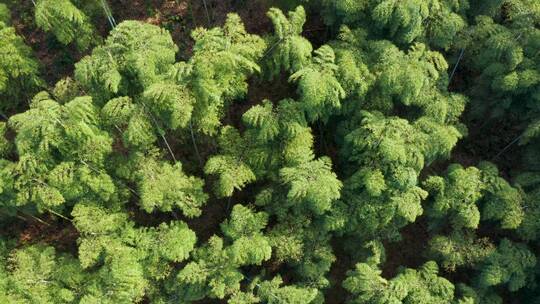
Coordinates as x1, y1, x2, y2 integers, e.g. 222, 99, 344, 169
5, 1, 526, 303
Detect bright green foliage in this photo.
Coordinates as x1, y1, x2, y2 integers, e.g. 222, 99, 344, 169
175, 205, 271, 301
101, 96, 157, 149
1, 4, 539, 304
369, 0, 467, 47
480, 162, 524, 229
261, 208, 336, 289
74, 20, 196, 152
204, 94, 339, 291
206, 98, 320, 197
229, 275, 318, 304
141, 82, 195, 130
423, 162, 524, 230
280, 156, 342, 214
1, 245, 85, 303
126, 221, 197, 280
135, 155, 207, 216
171, 13, 265, 134
221, 204, 268, 240
221, 205, 272, 265
477, 238, 536, 292
75, 20, 177, 103
332, 28, 466, 121
175, 236, 245, 301
372, 0, 432, 43
0, 20, 42, 110
81, 246, 147, 304
337, 112, 429, 239
72, 201, 197, 303
424, 165, 485, 229
344, 260, 459, 304
241, 99, 314, 167
256, 276, 318, 304
330, 28, 468, 239
5, 92, 114, 211
264, 6, 313, 79
289, 45, 345, 122
72, 202, 133, 269
35, 0, 95, 50
204, 126, 257, 198
287, 226, 335, 289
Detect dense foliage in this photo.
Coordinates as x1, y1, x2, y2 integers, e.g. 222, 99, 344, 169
0, 0, 538, 303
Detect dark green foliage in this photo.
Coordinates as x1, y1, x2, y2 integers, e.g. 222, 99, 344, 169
306, 0, 468, 48
0, 3, 10, 24
516, 171, 540, 240
328, 26, 468, 239
428, 231, 495, 271
477, 238, 536, 292
0, 17, 43, 111
457, 2, 540, 120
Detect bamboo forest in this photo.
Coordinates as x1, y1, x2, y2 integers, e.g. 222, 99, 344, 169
0, 0, 539, 303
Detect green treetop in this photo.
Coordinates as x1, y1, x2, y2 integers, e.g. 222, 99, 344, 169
170, 13, 266, 134
264, 6, 313, 79
280, 157, 342, 215
206, 98, 342, 214
72, 201, 197, 303
423, 162, 524, 231
228, 275, 318, 304
0, 16, 43, 111
0, 244, 86, 304
457, 2, 540, 121
477, 238, 536, 292
3, 92, 114, 212
305, 0, 468, 49
326, 26, 467, 240
134, 153, 207, 217
35, 0, 96, 50
344, 259, 463, 303
205, 98, 314, 197
289, 45, 345, 122
75, 20, 178, 103
174, 204, 272, 302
